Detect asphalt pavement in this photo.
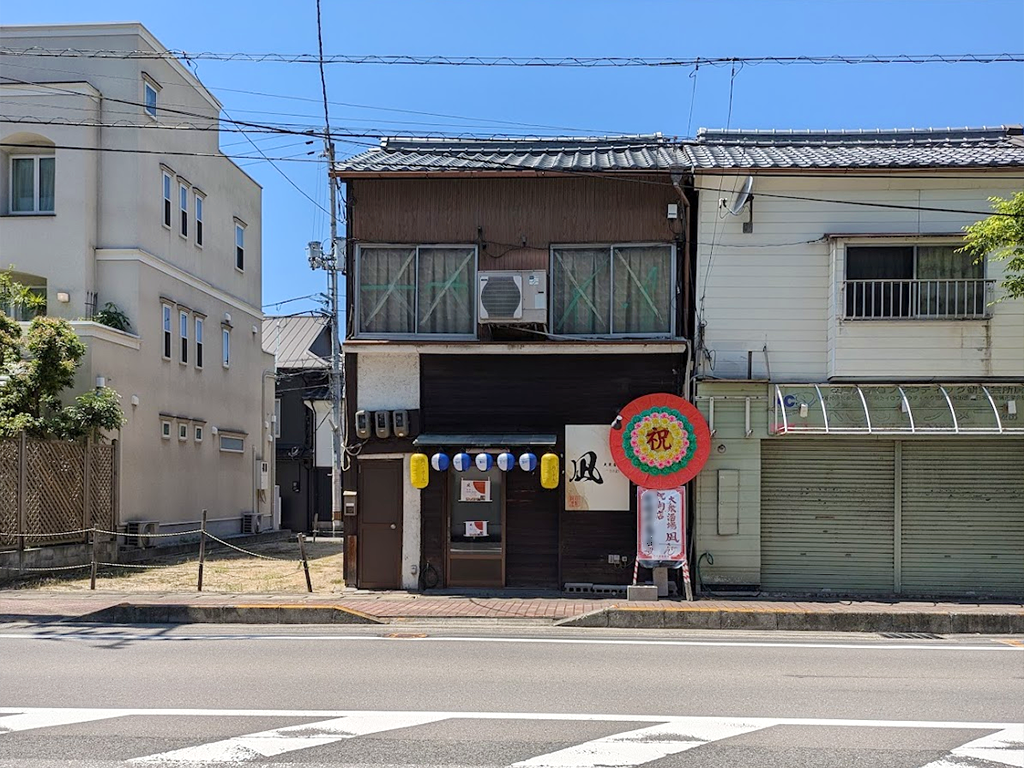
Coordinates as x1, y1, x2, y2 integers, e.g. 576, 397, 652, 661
0, 623, 1021, 767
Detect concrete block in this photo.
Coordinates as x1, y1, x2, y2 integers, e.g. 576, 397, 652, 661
608, 609, 664, 629
1007, 613, 1024, 635
626, 585, 659, 601
831, 613, 894, 633
950, 613, 1012, 634
653, 569, 669, 597
662, 609, 722, 630
554, 609, 610, 628
891, 613, 952, 634
721, 611, 779, 631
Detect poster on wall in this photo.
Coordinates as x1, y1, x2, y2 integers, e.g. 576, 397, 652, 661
464, 521, 489, 537
565, 425, 630, 511
636, 487, 687, 568
460, 479, 492, 503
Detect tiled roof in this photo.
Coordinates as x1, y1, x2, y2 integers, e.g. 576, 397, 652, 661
334, 126, 1024, 174
262, 315, 331, 370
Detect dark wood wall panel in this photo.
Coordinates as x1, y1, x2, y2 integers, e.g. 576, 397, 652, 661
420, 477, 445, 584
560, 510, 636, 585
505, 472, 559, 588
351, 177, 681, 272
421, 354, 683, 433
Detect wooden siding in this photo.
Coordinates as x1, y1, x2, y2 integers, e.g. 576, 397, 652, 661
695, 175, 1024, 382
420, 354, 684, 433
560, 510, 636, 585
505, 470, 560, 587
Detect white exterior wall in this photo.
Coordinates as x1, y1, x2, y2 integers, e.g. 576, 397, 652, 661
695, 174, 1024, 382
355, 352, 420, 411
0, 24, 272, 536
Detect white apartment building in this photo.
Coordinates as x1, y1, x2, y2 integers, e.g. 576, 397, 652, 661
0, 23, 277, 537
690, 127, 1024, 597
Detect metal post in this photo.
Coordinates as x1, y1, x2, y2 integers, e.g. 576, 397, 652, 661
82, 439, 92, 543
312, 514, 319, 543
197, 509, 207, 592
298, 533, 313, 593
326, 138, 346, 585
89, 530, 98, 590
17, 431, 27, 574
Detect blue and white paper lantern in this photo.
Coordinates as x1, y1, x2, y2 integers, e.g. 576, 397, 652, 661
475, 452, 494, 471
452, 452, 472, 472
518, 452, 538, 472
430, 452, 450, 472
496, 452, 516, 472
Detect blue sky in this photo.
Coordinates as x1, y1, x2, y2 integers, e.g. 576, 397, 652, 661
3, 0, 1023, 318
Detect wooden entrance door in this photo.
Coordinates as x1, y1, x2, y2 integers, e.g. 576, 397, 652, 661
357, 459, 403, 589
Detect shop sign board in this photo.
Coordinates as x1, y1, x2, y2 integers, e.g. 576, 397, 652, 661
565, 424, 629, 511
460, 480, 491, 502
637, 486, 687, 568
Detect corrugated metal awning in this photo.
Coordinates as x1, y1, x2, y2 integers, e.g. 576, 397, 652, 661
413, 434, 557, 447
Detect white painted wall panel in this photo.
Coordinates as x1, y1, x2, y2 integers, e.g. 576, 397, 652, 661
356, 352, 420, 410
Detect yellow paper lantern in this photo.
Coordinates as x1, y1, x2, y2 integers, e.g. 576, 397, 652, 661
409, 453, 429, 489
540, 452, 560, 490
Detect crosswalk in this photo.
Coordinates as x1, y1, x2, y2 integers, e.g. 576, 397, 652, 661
0, 707, 1021, 767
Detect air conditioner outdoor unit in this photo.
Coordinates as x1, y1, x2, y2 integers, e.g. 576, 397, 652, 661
242, 512, 262, 535
125, 520, 159, 548
478, 270, 547, 324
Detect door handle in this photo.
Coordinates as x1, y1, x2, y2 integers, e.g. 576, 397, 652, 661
390, 524, 396, 530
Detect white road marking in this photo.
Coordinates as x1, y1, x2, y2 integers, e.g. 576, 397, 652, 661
918, 724, 1024, 768
0, 631, 1018, 652
0, 708, 125, 735
511, 717, 766, 767
130, 712, 446, 764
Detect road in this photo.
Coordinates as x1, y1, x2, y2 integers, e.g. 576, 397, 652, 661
0, 623, 1021, 767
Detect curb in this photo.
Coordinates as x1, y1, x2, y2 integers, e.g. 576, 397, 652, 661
78, 603, 384, 625
555, 606, 1024, 634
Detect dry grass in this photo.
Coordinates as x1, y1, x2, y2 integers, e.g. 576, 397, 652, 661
10, 537, 347, 593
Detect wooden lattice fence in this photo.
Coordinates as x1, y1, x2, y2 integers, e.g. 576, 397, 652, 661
0, 435, 118, 548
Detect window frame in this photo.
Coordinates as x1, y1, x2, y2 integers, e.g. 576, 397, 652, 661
143, 76, 160, 118
161, 303, 173, 360
839, 238, 990, 321
161, 170, 173, 229
194, 316, 204, 369
222, 326, 231, 368
178, 181, 189, 238
179, 310, 189, 365
354, 243, 479, 339
178, 422, 189, 442
9, 154, 56, 215
219, 434, 245, 453
549, 242, 677, 338
161, 420, 172, 440
273, 398, 282, 439
234, 220, 246, 272
194, 190, 205, 247
194, 425, 204, 442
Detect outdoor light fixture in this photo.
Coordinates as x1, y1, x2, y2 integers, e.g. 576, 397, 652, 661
799, 402, 809, 418
1009, 400, 1018, 416
95, 376, 106, 389
56, 291, 71, 303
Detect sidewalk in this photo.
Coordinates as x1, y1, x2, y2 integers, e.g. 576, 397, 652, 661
1, 589, 1021, 633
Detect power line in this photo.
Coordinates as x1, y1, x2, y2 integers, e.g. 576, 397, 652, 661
3, 47, 1022, 66
263, 293, 323, 308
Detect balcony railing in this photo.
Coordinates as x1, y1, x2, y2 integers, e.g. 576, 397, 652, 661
842, 279, 995, 320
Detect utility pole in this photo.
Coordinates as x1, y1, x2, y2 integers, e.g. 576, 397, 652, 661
326, 140, 345, 545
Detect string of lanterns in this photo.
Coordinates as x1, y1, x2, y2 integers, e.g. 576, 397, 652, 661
409, 451, 559, 490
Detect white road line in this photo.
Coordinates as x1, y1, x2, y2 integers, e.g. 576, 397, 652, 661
918, 724, 1024, 768
0, 632, 1018, 652
511, 717, 766, 768
0, 709, 125, 735
130, 713, 446, 764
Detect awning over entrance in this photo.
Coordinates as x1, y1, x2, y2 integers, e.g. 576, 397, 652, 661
413, 434, 558, 447
772, 383, 1024, 435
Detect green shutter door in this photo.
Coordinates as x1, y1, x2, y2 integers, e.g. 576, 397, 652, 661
761, 440, 895, 593
901, 440, 1024, 598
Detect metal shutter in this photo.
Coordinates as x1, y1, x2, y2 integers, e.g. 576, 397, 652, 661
901, 440, 1024, 598
761, 440, 895, 593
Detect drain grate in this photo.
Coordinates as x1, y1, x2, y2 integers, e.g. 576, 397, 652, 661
880, 632, 944, 640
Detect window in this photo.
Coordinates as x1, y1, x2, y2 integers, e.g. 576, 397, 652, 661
195, 425, 204, 442
179, 310, 189, 364
0, 280, 45, 321
235, 222, 245, 271
844, 244, 988, 319
162, 171, 173, 228
161, 304, 172, 359
222, 327, 230, 367
551, 244, 674, 336
178, 423, 188, 441
161, 420, 172, 439
195, 317, 204, 369
10, 155, 55, 214
219, 435, 244, 453
357, 245, 476, 336
144, 80, 158, 117
179, 183, 188, 238
194, 192, 204, 247
273, 398, 281, 439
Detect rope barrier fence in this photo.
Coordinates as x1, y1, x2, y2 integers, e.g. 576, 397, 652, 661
0, 509, 315, 593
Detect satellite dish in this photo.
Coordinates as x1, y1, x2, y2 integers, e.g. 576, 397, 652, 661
727, 175, 754, 215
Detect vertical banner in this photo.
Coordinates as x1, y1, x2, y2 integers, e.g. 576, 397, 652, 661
636, 486, 687, 568
565, 425, 630, 511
